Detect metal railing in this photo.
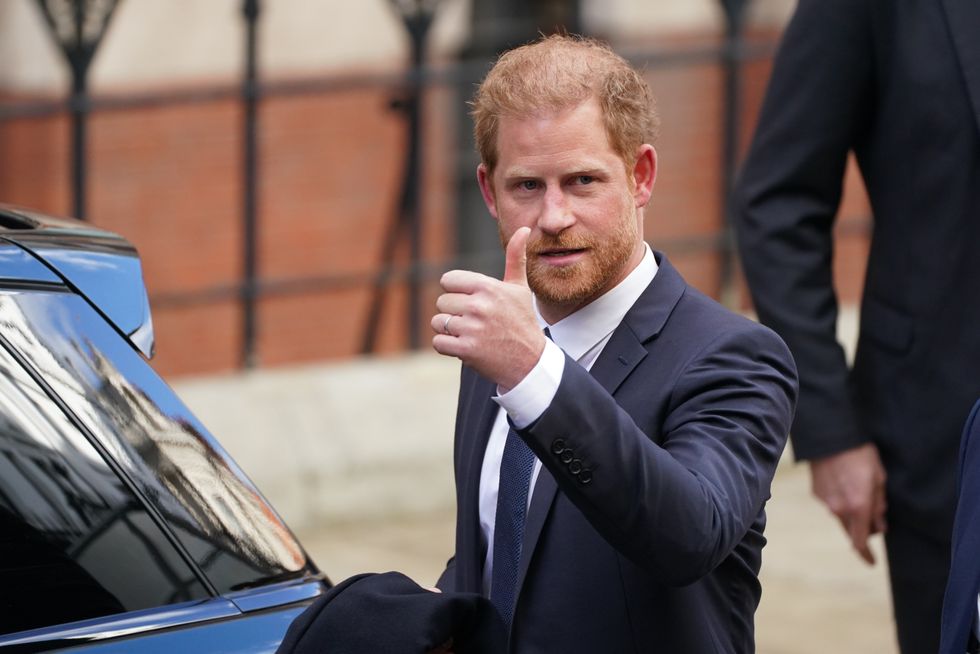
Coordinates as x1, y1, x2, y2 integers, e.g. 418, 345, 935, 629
0, 0, 785, 370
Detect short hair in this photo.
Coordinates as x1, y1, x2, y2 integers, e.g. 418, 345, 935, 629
471, 34, 660, 175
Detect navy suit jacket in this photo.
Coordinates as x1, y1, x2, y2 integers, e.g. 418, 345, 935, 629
438, 254, 798, 653
735, 0, 980, 539
940, 399, 980, 654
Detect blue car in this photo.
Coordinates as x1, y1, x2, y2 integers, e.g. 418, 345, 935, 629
0, 205, 328, 652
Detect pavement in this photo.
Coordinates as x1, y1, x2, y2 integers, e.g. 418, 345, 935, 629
173, 305, 902, 653
291, 460, 898, 654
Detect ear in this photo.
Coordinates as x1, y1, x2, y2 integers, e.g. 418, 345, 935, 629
477, 163, 499, 219
631, 144, 657, 208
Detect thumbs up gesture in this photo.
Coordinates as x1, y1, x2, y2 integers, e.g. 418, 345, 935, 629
432, 227, 546, 390
502, 224, 531, 287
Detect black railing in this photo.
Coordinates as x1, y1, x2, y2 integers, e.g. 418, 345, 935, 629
34, 0, 121, 222
0, 0, 789, 370
241, 0, 261, 368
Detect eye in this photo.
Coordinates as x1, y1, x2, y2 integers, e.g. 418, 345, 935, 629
518, 180, 539, 191
574, 175, 595, 185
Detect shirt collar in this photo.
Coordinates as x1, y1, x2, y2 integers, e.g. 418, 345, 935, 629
536, 244, 658, 361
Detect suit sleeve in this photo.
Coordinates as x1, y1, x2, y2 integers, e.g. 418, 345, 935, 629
436, 557, 456, 592
520, 322, 797, 586
733, 0, 874, 460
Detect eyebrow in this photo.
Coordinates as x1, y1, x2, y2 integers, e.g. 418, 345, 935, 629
501, 166, 609, 180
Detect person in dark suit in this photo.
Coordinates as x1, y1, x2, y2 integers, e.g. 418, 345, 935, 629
733, 0, 980, 651
940, 399, 980, 654
430, 34, 798, 653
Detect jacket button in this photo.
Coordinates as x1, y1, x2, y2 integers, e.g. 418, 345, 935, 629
551, 438, 566, 454
569, 459, 583, 474
579, 469, 593, 485
560, 449, 574, 464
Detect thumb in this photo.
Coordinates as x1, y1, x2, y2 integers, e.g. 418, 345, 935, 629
503, 227, 530, 286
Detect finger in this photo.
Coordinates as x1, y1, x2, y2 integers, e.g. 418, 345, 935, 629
435, 293, 470, 316
441, 269, 491, 294
502, 227, 531, 286
430, 313, 463, 337
872, 511, 888, 536
432, 333, 465, 360
871, 477, 888, 535
846, 513, 875, 565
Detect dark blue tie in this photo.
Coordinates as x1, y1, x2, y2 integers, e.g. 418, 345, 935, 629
490, 328, 549, 627
490, 426, 535, 627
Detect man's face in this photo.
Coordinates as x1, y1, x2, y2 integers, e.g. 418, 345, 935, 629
477, 97, 656, 322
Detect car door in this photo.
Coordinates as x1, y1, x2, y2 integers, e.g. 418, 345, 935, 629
0, 246, 325, 652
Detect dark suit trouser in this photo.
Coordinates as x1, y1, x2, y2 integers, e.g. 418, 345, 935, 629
885, 519, 952, 654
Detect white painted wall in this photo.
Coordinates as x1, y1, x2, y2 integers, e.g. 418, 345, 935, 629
0, 0, 793, 94
0, 0, 470, 92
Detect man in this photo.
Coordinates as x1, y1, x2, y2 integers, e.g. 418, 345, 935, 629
431, 34, 797, 653
733, 0, 980, 652
940, 399, 980, 654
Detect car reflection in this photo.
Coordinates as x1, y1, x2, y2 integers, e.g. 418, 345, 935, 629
0, 291, 309, 598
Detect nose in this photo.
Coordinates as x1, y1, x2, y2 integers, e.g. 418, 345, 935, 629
537, 186, 575, 235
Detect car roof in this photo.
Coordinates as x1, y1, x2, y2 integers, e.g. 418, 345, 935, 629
0, 203, 155, 358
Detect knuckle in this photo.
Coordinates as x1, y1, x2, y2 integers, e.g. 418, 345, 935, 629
471, 297, 491, 318
826, 500, 845, 516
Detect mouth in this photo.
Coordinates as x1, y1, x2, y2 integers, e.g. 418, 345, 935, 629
536, 247, 588, 265
540, 248, 585, 257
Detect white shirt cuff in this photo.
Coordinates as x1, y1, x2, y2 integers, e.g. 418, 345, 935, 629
494, 339, 565, 429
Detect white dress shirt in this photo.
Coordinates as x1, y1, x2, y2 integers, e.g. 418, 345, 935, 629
478, 245, 659, 593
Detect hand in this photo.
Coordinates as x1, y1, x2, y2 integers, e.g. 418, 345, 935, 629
809, 443, 887, 565
428, 639, 454, 654
431, 227, 546, 390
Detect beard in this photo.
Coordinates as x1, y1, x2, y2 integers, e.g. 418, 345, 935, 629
501, 209, 641, 311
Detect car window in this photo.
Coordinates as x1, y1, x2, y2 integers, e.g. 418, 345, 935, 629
0, 331, 209, 637
0, 289, 310, 598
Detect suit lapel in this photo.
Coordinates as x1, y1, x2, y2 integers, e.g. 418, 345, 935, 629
516, 464, 558, 593
941, 0, 980, 135
944, 402, 980, 648
947, 495, 980, 647
591, 252, 686, 396
512, 252, 687, 601
458, 371, 501, 592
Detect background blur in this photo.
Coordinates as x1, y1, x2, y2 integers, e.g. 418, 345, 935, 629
0, 0, 874, 376
0, 1, 892, 652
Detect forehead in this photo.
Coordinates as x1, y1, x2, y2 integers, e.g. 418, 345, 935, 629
493, 98, 622, 177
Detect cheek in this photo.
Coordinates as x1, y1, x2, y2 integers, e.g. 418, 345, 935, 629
494, 209, 527, 247
572, 196, 622, 228
495, 200, 537, 229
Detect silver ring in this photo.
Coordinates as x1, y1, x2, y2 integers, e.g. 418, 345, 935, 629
443, 315, 454, 335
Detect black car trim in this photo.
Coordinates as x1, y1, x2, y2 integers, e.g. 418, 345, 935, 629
0, 597, 241, 651
0, 237, 64, 286
0, 234, 154, 360
0, 279, 71, 293
0, 327, 221, 600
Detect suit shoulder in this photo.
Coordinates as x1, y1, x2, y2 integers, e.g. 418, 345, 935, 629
675, 285, 790, 348
659, 286, 798, 386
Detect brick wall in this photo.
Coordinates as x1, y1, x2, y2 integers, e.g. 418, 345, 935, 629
0, 42, 871, 378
